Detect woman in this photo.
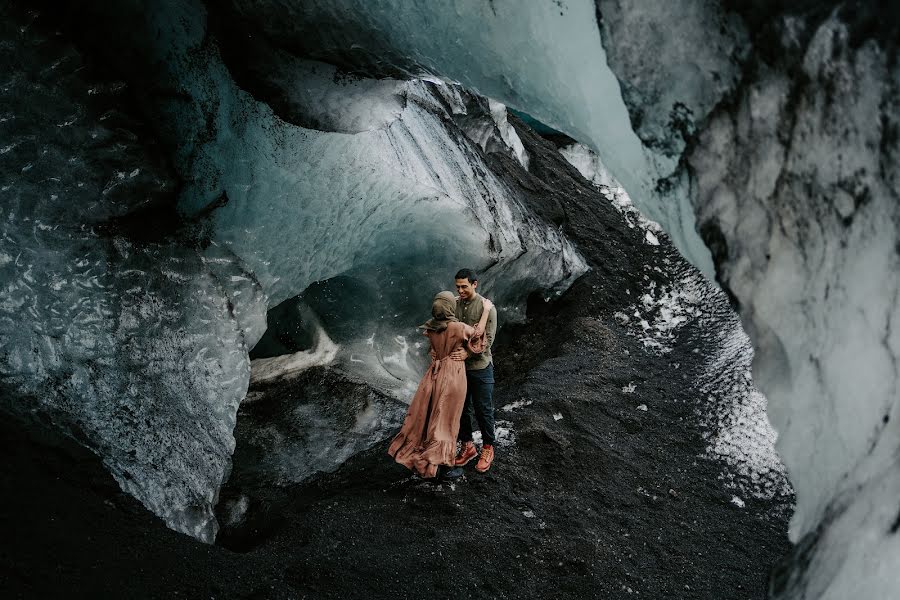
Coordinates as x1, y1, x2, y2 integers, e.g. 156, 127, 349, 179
388, 291, 493, 478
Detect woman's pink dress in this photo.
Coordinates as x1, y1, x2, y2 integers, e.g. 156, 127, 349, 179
388, 321, 471, 478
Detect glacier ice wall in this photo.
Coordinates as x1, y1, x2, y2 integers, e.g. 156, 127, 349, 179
0, 7, 267, 542
82, 0, 588, 396
592, 2, 900, 597
687, 11, 900, 598
216, 0, 715, 273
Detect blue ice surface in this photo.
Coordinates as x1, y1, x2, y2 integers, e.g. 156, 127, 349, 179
508, 109, 562, 136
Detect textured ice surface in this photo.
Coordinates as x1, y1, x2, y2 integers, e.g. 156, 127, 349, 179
595, 0, 749, 160
694, 291, 792, 503
233, 367, 407, 489
0, 8, 266, 542
186, 72, 585, 315
258, 59, 408, 134
222, 0, 714, 273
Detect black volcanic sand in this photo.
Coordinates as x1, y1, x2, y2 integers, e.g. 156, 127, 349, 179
2, 113, 791, 599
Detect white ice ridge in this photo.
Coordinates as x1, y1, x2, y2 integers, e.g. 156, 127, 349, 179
447, 92, 530, 171
559, 142, 618, 188
487, 99, 529, 171
559, 142, 664, 237
250, 323, 339, 384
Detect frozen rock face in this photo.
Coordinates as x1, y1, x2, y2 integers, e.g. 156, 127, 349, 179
687, 10, 900, 598
0, 7, 266, 542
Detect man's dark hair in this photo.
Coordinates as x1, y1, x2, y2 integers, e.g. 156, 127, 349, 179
454, 268, 478, 284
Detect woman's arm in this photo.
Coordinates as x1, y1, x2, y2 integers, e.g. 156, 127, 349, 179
448, 323, 476, 362
473, 298, 493, 337
426, 331, 437, 361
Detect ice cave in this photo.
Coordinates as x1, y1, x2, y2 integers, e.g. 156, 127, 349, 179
1, 0, 897, 598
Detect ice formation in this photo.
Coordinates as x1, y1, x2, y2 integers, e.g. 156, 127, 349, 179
250, 324, 339, 385
231, 368, 408, 490
686, 12, 900, 598
453, 94, 530, 171
598, 3, 899, 597
694, 289, 792, 504
559, 6, 897, 594
559, 142, 619, 189
0, 7, 267, 542
5, 0, 898, 595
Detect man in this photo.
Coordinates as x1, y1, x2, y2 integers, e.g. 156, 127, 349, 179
450, 268, 498, 473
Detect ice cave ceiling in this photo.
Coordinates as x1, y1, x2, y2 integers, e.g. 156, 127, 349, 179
0, 0, 898, 597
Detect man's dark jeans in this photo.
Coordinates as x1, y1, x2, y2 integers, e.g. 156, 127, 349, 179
458, 364, 496, 447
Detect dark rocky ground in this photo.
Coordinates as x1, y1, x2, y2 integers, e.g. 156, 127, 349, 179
1, 113, 792, 599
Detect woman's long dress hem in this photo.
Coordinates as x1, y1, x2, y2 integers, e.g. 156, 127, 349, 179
388, 322, 469, 478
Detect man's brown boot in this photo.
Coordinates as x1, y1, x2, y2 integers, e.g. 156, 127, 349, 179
454, 442, 477, 466
475, 445, 494, 473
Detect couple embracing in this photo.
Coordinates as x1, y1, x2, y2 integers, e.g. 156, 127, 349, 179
388, 268, 498, 478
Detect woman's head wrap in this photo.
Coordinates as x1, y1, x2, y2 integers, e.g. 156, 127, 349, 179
420, 291, 459, 332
